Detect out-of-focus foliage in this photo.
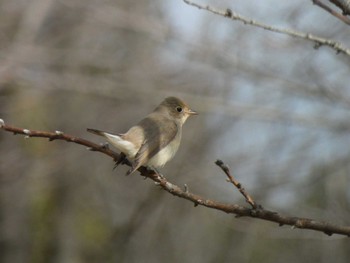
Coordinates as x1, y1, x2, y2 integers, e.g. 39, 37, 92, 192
1, 0, 350, 262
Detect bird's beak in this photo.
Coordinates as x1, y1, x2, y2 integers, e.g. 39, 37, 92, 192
186, 109, 198, 115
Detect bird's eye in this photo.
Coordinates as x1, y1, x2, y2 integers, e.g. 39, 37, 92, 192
176, 106, 183, 113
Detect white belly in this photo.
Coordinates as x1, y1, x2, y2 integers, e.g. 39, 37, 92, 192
146, 133, 181, 168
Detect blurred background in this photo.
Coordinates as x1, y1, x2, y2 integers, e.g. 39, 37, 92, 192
1, 0, 350, 262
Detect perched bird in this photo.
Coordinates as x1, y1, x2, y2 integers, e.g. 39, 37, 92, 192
87, 97, 197, 175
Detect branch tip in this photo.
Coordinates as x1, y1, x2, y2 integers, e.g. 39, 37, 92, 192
215, 159, 223, 166
216, 159, 258, 209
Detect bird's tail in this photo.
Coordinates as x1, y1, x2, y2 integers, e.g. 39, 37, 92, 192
87, 128, 106, 136
87, 128, 137, 158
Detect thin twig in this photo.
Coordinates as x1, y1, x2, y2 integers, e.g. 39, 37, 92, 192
215, 160, 259, 209
183, 0, 350, 56
1, 119, 350, 237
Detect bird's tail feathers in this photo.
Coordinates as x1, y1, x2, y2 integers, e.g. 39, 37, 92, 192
87, 128, 106, 136
87, 128, 138, 158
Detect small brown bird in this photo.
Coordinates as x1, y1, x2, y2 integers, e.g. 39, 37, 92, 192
87, 97, 197, 175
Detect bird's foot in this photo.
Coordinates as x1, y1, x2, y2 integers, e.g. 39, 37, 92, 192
149, 167, 165, 180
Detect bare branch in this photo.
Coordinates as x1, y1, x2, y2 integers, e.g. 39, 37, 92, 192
1, 119, 350, 237
183, 0, 350, 56
215, 160, 259, 209
0, 118, 121, 162
313, 0, 350, 25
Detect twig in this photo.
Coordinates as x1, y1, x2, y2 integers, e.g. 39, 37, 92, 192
313, 0, 350, 25
1, 119, 350, 237
0, 118, 121, 162
183, 0, 350, 56
215, 160, 259, 209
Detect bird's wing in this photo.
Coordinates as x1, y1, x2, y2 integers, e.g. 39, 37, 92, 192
127, 115, 178, 174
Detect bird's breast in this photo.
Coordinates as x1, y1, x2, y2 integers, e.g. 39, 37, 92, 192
146, 131, 181, 168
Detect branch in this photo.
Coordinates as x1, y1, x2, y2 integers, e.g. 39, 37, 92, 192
329, 0, 350, 15
1, 119, 350, 237
183, 0, 350, 57
313, 0, 350, 25
215, 160, 260, 209
0, 119, 121, 161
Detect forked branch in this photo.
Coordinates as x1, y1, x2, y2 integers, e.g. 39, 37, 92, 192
1, 119, 350, 237
183, 0, 350, 56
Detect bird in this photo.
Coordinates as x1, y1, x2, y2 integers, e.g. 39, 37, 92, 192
87, 96, 197, 175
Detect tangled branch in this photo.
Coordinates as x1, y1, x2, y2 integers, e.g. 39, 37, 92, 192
1, 119, 350, 237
